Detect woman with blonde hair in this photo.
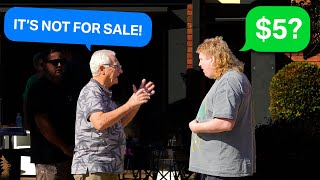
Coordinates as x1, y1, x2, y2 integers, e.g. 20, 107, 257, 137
189, 36, 256, 180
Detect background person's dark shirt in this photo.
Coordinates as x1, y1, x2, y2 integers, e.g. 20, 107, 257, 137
27, 77, 76, 164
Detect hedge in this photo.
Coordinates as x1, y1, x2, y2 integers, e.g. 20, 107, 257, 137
269, 62, 320, 121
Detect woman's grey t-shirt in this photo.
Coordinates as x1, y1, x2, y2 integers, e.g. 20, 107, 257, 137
71, 79, 126, 174
189, 70, 256, 177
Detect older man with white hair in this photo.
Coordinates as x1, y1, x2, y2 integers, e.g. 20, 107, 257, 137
71, 49, 155, 179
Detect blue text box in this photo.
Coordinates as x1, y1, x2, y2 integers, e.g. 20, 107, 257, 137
4, 7, 153, 50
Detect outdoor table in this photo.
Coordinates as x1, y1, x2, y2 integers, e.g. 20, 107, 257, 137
157, 145, 190, 180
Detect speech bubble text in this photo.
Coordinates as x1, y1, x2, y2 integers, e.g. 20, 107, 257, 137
240, 6, 310, 52
13, 19, 143, 36
5, 7, 152, 50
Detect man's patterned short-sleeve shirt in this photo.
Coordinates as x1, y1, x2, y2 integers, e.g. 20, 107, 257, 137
71, 79, 126, 174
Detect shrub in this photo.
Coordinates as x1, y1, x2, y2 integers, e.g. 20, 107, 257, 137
269, 62, 320, 121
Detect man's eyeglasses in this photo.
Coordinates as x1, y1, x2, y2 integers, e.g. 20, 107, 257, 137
46, 58, 67, 66
103, 64, 122, 70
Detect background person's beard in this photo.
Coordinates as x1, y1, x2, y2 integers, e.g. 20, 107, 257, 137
44, 68, 64, 84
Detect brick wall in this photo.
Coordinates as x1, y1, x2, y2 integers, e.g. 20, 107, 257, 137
187, 4, 193, 69
284, 52, 320, 66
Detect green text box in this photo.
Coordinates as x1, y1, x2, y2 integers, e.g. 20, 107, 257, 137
240, 6, 310, 52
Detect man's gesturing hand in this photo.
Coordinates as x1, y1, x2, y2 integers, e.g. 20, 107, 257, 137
133, 79, 155, 95
127, 88, 151, 109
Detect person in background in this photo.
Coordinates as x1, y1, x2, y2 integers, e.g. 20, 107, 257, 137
27, 47, 75, 179
72, 49, 155, 180
188, 36, 256, 180
22, 52, 45, 129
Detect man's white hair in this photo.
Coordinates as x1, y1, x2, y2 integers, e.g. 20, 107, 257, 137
90, 49, 116, 76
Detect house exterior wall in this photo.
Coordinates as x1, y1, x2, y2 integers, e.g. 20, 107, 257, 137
286, 0, 320, 66
285, 52, 320, 66
187, 4, 193, 69
168, 8, 187, 104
